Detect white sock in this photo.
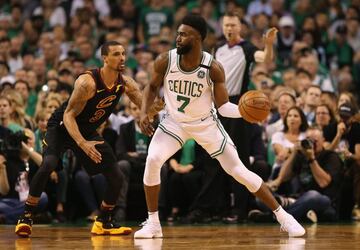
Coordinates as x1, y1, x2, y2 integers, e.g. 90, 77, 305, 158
148, 211, 160, 223
273, 206, 288, 221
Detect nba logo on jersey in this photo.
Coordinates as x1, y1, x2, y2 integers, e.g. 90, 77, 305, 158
197, 70, 205, 79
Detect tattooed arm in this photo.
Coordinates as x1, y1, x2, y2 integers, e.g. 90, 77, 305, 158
123, 75, 142, 109
63, 74, 103, 163
123, 75, 165, 119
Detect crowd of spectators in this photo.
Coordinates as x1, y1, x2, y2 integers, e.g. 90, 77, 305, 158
0, 0, 359, 225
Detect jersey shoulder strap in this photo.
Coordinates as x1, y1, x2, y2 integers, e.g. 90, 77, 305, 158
200, 51, 213, 69
78, 68, 102, 89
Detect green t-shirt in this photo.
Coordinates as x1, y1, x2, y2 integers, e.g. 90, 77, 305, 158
25, 91, 38, 117
135, 130, 149, 154
326, 40, 354, 67
34, 129, 44, 153
139, 7, 173, 42
7, 123, 23, 133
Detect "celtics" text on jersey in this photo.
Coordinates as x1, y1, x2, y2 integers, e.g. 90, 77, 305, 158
168, 79, 203, 97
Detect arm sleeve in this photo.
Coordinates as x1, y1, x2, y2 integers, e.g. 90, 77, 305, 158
218, 102, 241, 118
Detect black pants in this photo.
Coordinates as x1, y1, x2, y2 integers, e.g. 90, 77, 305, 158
189, 154, 228, 214
29, 126, 124, 206
219, 95, 252, 218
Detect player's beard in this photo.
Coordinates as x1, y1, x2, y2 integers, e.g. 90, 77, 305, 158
111, 64, 123, 72
176, 44, 192, 55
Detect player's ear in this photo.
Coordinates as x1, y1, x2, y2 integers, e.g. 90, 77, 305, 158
102, 55, 107, 64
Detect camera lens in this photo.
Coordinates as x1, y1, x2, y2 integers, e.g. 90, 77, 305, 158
301, 139, 313, 149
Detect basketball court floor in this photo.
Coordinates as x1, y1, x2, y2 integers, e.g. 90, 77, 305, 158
1, 223, 359, 249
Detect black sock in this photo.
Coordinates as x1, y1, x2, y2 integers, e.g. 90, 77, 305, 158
24, 203, 37, 217
98, 203, 114, 221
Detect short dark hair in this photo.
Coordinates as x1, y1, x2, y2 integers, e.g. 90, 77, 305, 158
223, 11, 242, 22
101, 41, 122, 56
14, 80, 30, 91
306, 84, 322, 93
283, 106, 309, 133
181, 14, 207, 40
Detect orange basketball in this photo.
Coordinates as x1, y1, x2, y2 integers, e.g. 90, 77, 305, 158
238, 90, 271, 123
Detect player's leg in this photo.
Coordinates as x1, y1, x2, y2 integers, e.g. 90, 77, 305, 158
75, 137, 132, 235
15, 127, 63, 237
93, 159, 132, 235
215, 143, 305, 237
134, 128, 183, 238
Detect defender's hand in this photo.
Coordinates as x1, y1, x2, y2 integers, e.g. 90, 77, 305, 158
139, 113, 154, 136
148, 98, 165, 120
79, 140, 104, 164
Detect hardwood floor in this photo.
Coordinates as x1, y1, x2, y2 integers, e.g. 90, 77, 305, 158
1, 223, 359, 249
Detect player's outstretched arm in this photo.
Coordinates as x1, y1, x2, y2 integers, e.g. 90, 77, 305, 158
63, 74, 103, 163
139, 52, 168, 135
210, 60, 242, 118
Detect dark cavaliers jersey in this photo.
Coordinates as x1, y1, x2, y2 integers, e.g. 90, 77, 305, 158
48, 68, 125, 136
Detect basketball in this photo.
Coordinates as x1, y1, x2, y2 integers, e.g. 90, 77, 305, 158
238, 90, 271, 123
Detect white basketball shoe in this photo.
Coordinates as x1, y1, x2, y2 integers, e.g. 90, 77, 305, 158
278, 214, 306, 237
134, 220, 163, 239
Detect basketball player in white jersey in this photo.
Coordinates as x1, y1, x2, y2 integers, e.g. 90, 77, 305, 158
135, 14, 305, 238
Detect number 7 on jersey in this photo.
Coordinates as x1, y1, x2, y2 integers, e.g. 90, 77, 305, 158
177, 95, 190, 113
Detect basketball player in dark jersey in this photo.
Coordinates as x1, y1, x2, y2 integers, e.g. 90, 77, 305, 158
15, 41, 163, 237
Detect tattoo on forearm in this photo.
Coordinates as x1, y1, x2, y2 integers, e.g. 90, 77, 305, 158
127, 90, 142, 108
125, 77, 142, 108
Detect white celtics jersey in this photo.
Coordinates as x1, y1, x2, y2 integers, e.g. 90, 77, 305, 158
163, 49, 214, 122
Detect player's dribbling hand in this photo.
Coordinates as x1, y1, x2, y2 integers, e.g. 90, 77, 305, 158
79, 140, 104, 164
139, 113, 154, 136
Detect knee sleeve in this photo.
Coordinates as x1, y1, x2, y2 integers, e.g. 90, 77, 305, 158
143, 128, 182, 186
216, 144, 262, 193
227, 166, 263, 193
143, 154, 164, 186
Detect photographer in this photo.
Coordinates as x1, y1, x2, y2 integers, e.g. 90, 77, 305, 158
267, 126, 343, 222
0, 129, 48, 224
323, 102, 360, 219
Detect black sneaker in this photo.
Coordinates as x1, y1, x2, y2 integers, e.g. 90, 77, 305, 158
91, 216, 132, 235
15, 214, 33, 237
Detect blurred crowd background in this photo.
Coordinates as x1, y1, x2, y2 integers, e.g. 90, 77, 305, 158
0, 0, 359, 226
